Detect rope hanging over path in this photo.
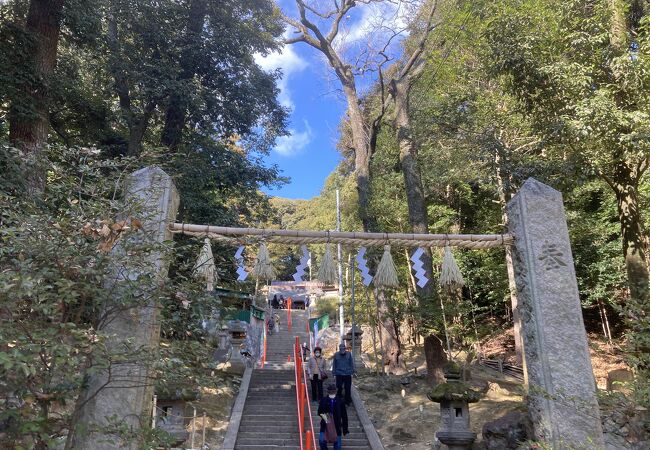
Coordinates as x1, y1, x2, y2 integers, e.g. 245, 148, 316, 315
169, 223, 513, 249
316, 244, 337, 284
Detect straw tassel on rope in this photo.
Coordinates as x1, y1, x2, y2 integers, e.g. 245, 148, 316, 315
317, 243, 337, 284
252, 242, 275, 280
440, 245, 464, 290
193, 238, 217, 291
373, 245, 399, 287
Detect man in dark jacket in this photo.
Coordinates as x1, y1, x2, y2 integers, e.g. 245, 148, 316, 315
317, 384, 348, 450
332, 343, 354, 406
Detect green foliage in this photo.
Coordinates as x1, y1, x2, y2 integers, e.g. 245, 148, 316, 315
485, 0, 650, 174
0, 143, 244, 447
0, 145, 134, 446
279, 0, 648, 393
314, 297, 339, 323
0, 0, 292, 445
485, 0, 650, 407
566, 181, 627, 310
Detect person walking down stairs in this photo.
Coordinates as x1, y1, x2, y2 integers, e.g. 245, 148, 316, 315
308, 346, 328, 402
318, 384, 348, 450
332, 343, 354, 406
232, 309, 374, 450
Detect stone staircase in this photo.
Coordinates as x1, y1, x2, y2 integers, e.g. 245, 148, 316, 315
232, 309, 374, 450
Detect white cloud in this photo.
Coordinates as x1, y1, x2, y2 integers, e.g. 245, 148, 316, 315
274, 121, 313, 157
255, 44, 308, 110
345, 6, 376, 43
334, 2, 413, 51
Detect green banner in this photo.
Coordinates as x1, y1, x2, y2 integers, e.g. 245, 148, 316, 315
309, 314, 329, 338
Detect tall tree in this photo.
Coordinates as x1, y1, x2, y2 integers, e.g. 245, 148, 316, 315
160, 0, 285, 151
485, 0, 650, 402
282, 0, 375, 231
160, 0, 207, 149
104, 0, 159, 156
7, 0, 65, 192
282, 0, 441, 371
385, 2, 440, 370
96, 0, 285, 156
486, 0, 649, 314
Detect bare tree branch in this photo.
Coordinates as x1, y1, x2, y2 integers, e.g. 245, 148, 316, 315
325, 0, 357, 43
284, 35, 307, 45
398, 0, 438, 81
369, 66, 388, 155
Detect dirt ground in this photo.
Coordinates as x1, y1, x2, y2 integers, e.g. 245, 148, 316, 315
356, 366, 524, 450
312, 325, 524, 448
352, 327, 631, 449
477, 328, 629, 389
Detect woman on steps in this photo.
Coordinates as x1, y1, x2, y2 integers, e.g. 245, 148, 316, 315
318, 384, 348, 450
308, 346, 327, 401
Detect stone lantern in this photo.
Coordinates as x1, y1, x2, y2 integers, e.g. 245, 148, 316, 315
218, 324, 230, 348
212, 325, 232, 364
427, 362, 481, 450
344, 324, 363, 351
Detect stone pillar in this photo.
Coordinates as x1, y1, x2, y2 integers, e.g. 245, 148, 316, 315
72, 167, 179, 449
506, 178, 604, 449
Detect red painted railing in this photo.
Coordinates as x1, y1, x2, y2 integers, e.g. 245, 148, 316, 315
288, 298, 293, 331
294, 336, 317, 450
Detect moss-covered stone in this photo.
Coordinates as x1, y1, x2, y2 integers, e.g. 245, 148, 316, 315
444, 361, 461, 374
427, 381, 482, 403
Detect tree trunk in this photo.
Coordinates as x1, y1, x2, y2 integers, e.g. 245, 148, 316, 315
391, 315, 405, 370
394, 84, 426, 227
106, 3, 155, 157
342, 82, 374, 232
424, 334, 447, 385
392, 80, 434, 296
607, 164, 650, 381
609, 0, 628, 53
374, 288, 403, 371
126, 101, 156, 156
403, 253, 418, 345
160, 0, 207, 148
612, 169, 649, 305
493, 145, 524, 364
341, 76, 406, 372
597, 299, 613, 345
8, 0, 65, 193
365, 290, 381, 374
392, 79, 448, 383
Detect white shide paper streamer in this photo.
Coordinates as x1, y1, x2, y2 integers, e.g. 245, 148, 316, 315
292, 245, 310, 282
356, 247, 373, 286
410, 247, 429, 288
235, 246, 249, 281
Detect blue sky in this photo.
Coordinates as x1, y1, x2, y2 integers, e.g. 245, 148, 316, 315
256, 42, 346, 200
256, 1, 411, 200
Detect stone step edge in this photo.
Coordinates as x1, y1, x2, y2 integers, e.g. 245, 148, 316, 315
351, 384, 384, 450
222, 366, 253, 450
